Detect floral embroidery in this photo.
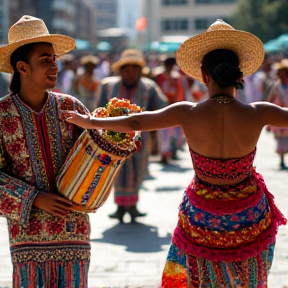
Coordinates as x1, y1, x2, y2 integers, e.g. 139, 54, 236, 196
0, 92, 91, 282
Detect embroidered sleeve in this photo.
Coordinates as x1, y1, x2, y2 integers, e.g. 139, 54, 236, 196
0, 171, 39, 225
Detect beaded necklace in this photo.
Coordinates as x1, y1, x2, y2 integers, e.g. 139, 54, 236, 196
209, 93, 235, 104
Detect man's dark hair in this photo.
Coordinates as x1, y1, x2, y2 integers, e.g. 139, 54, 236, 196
201, 49, 244, 90
9, 43, 38, 94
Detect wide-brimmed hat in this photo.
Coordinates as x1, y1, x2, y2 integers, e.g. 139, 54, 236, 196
0, 15, 76, 73
176, 19, 264, 82
58, 53, 75, 63
80, 55, 100, 66
111, 49, 146, 72
273, 59, 288, 71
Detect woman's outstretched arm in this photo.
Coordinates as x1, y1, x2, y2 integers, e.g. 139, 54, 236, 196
62, 101, 195, 132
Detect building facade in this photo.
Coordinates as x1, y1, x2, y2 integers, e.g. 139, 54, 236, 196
93, 0, 118, 30
0, 0, 9, 44
9, 0, 96, 46
144, 0, 238, 44
117, 0, 142, 43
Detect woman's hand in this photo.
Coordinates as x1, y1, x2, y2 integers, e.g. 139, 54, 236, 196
61, 110, 95, 129
33, 191, 87, 216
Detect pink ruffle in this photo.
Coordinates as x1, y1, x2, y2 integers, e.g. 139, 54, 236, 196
172, 221, 277, 262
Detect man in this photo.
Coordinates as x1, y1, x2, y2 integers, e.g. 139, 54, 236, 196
97, 49, 167, 222
0, 15, 90, 287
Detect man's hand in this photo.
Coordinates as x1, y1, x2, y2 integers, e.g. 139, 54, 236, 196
33, 192, 86, 216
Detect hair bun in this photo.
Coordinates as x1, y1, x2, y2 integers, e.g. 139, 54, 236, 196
211, 63, 243, 89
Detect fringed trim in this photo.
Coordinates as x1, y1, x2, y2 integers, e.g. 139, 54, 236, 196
13, 259, 89, 288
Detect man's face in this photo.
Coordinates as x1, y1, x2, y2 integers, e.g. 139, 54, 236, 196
120, 65, 142, 86
25, 43, 58, 90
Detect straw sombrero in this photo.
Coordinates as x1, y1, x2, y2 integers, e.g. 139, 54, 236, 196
111, 49, 146, 72
176, 19, 265, 82
273, 59, 288, 71
0, 15, 76, 73
80, 55, 100, 66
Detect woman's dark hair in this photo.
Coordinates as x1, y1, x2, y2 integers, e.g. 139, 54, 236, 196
9, 43, 36, 94
201, 49, 244, 89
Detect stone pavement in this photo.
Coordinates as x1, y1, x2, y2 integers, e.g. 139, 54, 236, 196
0, 129, 287, 288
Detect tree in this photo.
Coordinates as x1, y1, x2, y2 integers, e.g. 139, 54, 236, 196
232, 0, 288, 42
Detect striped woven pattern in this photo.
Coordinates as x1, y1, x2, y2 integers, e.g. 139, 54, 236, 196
56, 129, 136, 212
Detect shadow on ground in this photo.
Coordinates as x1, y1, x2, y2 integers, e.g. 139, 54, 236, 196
91, 222, 171, 253
160, 163, 192, 173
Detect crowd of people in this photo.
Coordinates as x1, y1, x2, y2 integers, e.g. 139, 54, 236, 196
0, 14, 287, 288
50, 44, 288, 171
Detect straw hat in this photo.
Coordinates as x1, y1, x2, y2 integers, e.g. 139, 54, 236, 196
111, 49, 146, 72
80, 55, 100, 66
273, 59, 288, 71
176, 19, 264, 82
0, 15, 76, 73
58, 53, 75, 63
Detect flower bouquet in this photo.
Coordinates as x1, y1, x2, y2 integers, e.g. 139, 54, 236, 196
56, 98, 142, 212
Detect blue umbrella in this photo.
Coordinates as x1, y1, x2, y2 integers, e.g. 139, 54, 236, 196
96, 41, 112, 52
75, 38, 90, 50
277, 33, 288, 49
263, 39, 281, 53
157, 42, 181, 53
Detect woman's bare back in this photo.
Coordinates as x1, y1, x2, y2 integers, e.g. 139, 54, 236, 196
180, 99, 267, 159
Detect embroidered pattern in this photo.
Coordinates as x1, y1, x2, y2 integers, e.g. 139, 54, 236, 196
0, 92, 91, 287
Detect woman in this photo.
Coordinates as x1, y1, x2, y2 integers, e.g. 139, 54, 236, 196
63, 20, 287, 287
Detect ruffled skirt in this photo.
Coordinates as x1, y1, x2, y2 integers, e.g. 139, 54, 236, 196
161, 172, 286, 288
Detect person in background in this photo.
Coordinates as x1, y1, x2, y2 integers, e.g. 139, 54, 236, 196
0, 72, 10, 98
153, 56, 185, 163
64, 20, 287, 287
54, 53, 76, 94
0, 15, 91, 287
94, 53, 111, 80
74, 54, 100, 111
182, 73, 208, 103
96, 49, 167, 222
267, 59, 288, 169
253, 53, 275, 101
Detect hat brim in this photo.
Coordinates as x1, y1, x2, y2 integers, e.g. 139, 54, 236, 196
176, 29, 264, 82
111, 59, 146, 72
0, 34, 75, 73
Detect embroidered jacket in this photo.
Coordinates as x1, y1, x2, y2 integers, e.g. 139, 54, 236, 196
0, 92, 91, 264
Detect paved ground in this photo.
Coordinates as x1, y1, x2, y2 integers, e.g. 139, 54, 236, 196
0, 129, 287, 288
